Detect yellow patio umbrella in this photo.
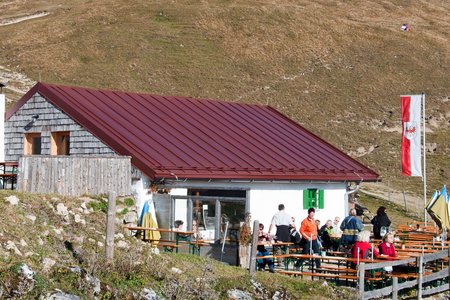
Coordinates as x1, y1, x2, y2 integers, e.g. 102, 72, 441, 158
426, 187, 450, 231
141, 212, 161, 247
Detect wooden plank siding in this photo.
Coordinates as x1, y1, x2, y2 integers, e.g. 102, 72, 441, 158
17, 155, 131, 196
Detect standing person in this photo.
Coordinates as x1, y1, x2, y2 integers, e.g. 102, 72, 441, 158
371, 206, 391, 239
340, 208, 364, 248
300, 208, 321, 269
256, 223, 275, 273
269, 204, 291, 242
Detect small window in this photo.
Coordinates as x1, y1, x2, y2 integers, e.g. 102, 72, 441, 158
24, 133, 42, 155
303, 188, 324, 209
51, 131, 70, 155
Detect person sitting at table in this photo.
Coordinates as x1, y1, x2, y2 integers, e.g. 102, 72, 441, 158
257, 223, 275, 273
289, 217, 302, 246
378, 232, 396, 272
174, 220, 190, 240
319, 220, 334, 250
378, 232, 396, 258
351, 231, 379, 268
330, 216, 342, 251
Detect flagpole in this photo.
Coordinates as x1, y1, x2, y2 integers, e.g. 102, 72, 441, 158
422, 92, 427, 225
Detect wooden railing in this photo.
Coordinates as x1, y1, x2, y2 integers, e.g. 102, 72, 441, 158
358, 248, 450, 300
17, 155, 131, 196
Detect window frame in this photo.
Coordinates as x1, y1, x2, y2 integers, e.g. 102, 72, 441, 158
50, 131, 70, 155
24, 133, 42, 155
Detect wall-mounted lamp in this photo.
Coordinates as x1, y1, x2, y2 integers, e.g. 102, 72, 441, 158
24, 115, 39, 131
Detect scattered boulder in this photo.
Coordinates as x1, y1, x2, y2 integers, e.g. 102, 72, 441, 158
42, 257, 56, 273
227, 289, 252, 300
426, 142, 437, 153
42, 291, 81, 300
139, 288, 162, 300
5, 195, 19, 205
124, 211, 138, 224
116, 240, 129, 249
11, 264, 35, 298
170, 267, 182, 275
6, 241, 22, 256
26, 214, 36, 224
56, 203, 69, 217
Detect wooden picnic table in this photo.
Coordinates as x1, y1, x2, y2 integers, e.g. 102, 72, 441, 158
124, 226, 195, 253
0, 162, 18, 190
257, 241, 293, 256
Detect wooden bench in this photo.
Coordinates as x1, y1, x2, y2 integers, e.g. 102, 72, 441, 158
384, 270, 432, 280
158, 243, 179, 252
189, 241, 210, 255
277, 269, 357, 280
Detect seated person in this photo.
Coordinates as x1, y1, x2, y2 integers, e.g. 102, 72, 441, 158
378, 232, 396, 258
289, 217, 302, 246
174, 220, 190, 240
378, 232, 396, 272
351, 231, 379, 268
319, 220, 334, 250
257, 223, 275, 273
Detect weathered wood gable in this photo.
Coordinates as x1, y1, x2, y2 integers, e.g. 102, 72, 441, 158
5, 93, 116, 161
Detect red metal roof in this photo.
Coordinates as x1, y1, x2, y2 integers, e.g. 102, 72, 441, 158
8, 82, 379, 181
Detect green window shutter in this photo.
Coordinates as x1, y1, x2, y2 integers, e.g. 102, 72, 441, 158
318, 189, 324, 209
303, 189, 310, 209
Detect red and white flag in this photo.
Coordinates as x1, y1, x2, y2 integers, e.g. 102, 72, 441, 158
401, 95, 422, 176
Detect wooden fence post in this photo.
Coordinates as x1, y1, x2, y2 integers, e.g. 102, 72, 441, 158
448, 246, 450, 293
358, 262, 365, 299
392, 277, 398, 300
249, 220, 259, 276
105, 191, 117, 263
417, 256, 423, 299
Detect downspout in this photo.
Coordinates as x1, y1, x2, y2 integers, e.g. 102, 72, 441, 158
0, 83, 5, 162
346, 172, 364, 197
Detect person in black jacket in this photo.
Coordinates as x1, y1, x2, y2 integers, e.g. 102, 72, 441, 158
371, 206, 391, 239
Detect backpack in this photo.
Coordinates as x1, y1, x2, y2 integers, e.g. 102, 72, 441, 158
289, 226, 301, 244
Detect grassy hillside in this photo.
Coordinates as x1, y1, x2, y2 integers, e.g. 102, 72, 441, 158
0, 0, 449, 199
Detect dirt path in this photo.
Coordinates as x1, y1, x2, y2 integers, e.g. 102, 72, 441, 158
361, 182, 426, 217
0, 11, 50, 27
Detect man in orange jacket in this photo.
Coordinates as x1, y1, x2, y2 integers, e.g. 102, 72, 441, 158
300, 207, 321, 268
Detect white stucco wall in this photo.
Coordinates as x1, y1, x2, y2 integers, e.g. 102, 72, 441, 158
168, 182, 348, 232
248, 182, 348, 233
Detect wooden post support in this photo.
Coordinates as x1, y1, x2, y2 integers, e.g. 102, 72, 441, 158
358, 262, 365, 299
448, 246, 450, 293
105, 191, 117, 263
417, 256, 423, 299
249, 220, 259, 276
392, 277, 398, 300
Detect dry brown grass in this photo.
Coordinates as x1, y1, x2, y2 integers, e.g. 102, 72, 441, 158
0, 0, 448, 197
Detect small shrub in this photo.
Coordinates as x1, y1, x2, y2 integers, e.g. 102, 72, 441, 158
88, 200, 108, 213
123, 198, 134, 207
118, 208, 129, 216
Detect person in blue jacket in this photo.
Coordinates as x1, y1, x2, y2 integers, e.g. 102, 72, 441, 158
340, 208, 364, 247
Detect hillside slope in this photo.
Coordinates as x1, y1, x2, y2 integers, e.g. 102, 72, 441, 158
0, 0, 448, 200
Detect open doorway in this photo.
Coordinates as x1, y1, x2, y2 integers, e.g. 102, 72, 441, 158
187, 189, 247, 243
